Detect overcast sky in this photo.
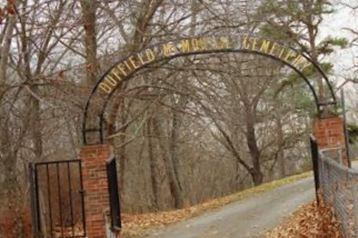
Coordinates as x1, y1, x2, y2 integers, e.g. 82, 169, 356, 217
320, 1, 358, 89
320, 1, 357, 118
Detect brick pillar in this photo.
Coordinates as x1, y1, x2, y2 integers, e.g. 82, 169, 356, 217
80, 144, 112, 238
313, 116, 348, 166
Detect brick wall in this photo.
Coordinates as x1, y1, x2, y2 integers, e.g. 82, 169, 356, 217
313, 116, 348, 166
0, 208, 31, 238
80, 144, 114, 238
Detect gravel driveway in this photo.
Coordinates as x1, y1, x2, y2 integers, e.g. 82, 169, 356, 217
144, 177, 314, 238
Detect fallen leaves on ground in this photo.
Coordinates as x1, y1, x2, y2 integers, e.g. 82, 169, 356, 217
266, 200, 342, 238
121, 172, 312, 238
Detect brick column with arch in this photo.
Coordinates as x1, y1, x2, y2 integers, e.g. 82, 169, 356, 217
80, 144, 120, 238
313, 116, 348, 166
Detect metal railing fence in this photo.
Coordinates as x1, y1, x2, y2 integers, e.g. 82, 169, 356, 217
317, 151, 358, 238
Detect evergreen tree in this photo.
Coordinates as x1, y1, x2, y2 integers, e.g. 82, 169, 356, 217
257, 0, 348, 99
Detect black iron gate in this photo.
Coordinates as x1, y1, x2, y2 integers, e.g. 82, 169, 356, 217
310, 136, 320, 203
106, 158, 121, 231
29, 160, 86, 238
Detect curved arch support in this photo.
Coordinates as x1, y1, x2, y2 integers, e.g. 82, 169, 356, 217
83, 34, 337, 145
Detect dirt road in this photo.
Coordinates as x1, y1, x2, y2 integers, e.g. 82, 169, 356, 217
144, 177, 314, 238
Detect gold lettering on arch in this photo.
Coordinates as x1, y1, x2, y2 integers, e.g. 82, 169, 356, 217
179, 39, 191, 53
99, 82, 112, 94
98, 36, 313, 94
269, 42, 278, 55
218, 36, 230, 49
242, 35, 250, 49
145, 49, 155, 62
162, 42, 176, 56
105, 75, 118, 87
191, 38, 202, 51
260, 40, 271, 54
251, 38, 258, 51
291, 55, 306, 68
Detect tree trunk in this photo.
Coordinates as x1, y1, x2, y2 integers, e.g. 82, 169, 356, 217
80, 0, 99, 85
250, 168, 264, 186
304, 7, 324, 100
0, 9, 18, 203
108, 99, 127, 194
276, 116, 286, 178
147, 118, 160, 210
246, 111, 263, 186
167, 109, 187, 208
151, 117, 176, 209
0, 10, 24, 237
29, 87, 43, 161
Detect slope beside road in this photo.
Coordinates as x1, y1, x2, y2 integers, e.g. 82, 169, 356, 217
144, 177, 315, 238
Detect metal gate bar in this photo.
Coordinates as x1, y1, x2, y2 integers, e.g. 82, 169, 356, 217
67, 162, 75, 237
106, 157, 121, 231
46, 164, 54, 237
34, 164, 41, 233
310, 136, 320, 203
31, 159, 86, 238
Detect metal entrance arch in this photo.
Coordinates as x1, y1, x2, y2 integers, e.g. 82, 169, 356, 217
82, 33, 337, 145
